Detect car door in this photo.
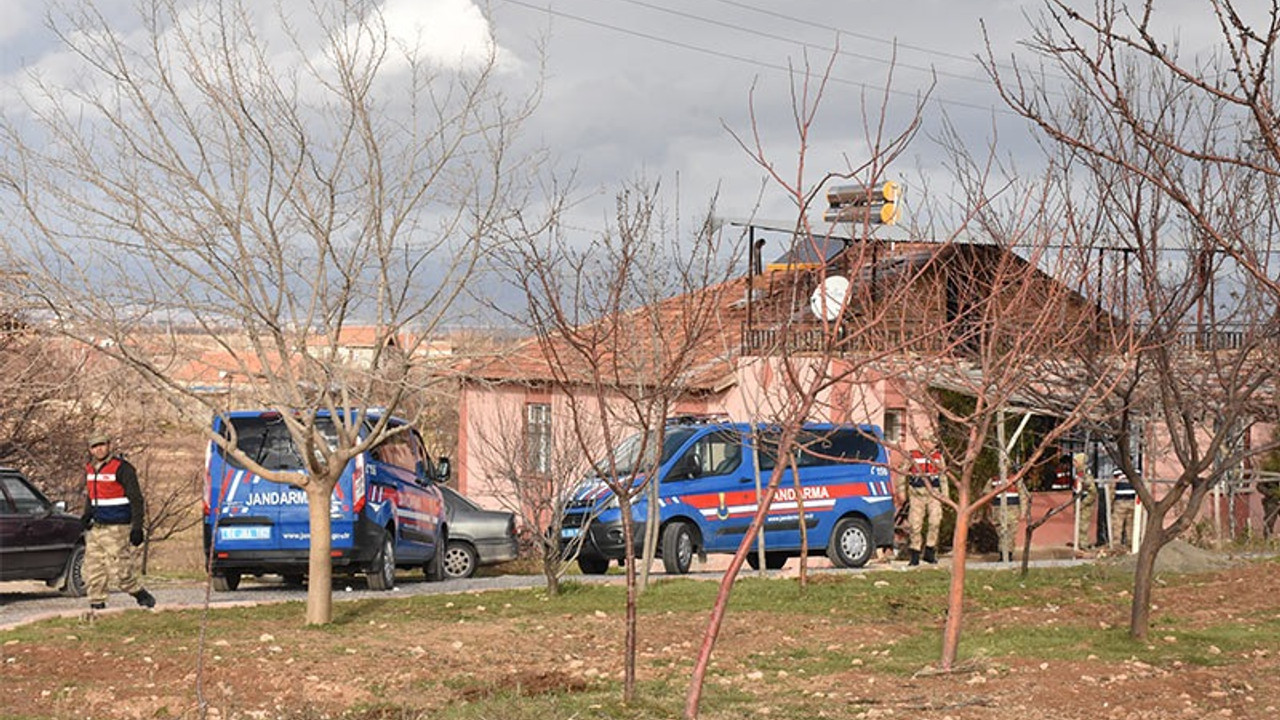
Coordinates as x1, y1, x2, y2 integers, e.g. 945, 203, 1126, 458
0, 471, 72, 581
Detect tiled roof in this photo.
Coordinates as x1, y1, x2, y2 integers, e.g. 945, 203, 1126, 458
459, 276, 758, 391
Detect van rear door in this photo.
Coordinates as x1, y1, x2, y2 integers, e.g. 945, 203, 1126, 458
207, 414, 346, 553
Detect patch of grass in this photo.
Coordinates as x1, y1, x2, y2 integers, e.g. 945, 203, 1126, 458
857, 610, 1280, 675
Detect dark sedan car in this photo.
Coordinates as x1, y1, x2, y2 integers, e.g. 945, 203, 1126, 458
440, 485, 518, 579
0, 467, 86, 596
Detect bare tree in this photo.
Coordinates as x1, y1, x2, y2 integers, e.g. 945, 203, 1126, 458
988, 0, 1280, 639
485, 178, 736, 703
0, 314, 103, 495
463, 393, 598, 595
684, 51, 928, 717
0, 0, 546, 625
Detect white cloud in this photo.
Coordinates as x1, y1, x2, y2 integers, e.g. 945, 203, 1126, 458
382, 0, 497, 67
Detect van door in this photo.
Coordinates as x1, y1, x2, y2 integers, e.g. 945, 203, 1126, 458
364, 426, 441, 564
207, 413, 328, 555
666, 429, 754, 553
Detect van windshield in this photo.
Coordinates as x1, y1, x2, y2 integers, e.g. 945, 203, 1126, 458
606, 427, 699, 476
221, 416, 339, 471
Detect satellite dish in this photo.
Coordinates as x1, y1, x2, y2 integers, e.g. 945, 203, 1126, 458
810, 276, 849, 321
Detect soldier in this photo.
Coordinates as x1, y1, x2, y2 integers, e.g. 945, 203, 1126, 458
1072, 452, 1098, 553
81, 433, 156, 614
1260, 478, 1280, 539
993, 474, 1029, 563
902, 447, 945, 566
1110, 468, 1137, 550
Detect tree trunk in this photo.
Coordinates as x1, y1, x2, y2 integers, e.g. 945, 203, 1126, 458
542, 550, 561, 596
1129, 520, 1162, 641
939, 508, 971, 670
640, 475, 659, 591
305, 485, 334, 625
686, 457, 792, 719
619, 495, 637, 703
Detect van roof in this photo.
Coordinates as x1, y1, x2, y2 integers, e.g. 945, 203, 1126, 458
217, 408, 399, 420
668, 420, 882, 434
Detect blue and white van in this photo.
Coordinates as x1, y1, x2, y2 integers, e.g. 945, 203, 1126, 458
203, 409, 449, 591
560, 419, 894, 574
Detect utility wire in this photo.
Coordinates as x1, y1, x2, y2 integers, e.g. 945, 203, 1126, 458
709, 0, 1034, 77
606, 0, 1006, 91
499, 0, 1025, 117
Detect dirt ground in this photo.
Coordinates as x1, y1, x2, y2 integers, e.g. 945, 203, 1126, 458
2, 548, 1278, 720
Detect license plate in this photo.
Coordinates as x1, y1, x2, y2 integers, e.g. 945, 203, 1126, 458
561, 527, 580, 539
219, 526, 271, 541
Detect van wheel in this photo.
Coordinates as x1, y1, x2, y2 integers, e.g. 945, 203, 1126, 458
424, 527, 446, 582
59, 545, 87, 597
282, 573, 305, 587
746, 551, 788, 571
212, 571, 241, 592
827, 517, 873, 568
367, 533, 396, 591
661, 522, 694, 575
577, 555, 610, 575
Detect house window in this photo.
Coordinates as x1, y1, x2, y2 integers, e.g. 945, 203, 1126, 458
525, 403, 552, 475
883, 408, 904, 443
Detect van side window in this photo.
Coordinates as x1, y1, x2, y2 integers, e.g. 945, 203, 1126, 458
674, 431, 742, 479
795, 429, 879, 466
372, 432, 417, 472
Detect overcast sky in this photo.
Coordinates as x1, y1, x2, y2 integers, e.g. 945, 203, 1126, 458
0, 0, 1239, 257
489, 0, 1047, 231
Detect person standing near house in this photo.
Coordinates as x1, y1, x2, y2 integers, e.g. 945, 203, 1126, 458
1072, 452, 1098, 553
81, 433, 156, 613
1260, 478, 1280, 539
1109, 468, 1137, 550
904, 447, 946, 566
992, 470, 1028, 563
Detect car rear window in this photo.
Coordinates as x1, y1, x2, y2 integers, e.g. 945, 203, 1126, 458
221, 416, 339, 471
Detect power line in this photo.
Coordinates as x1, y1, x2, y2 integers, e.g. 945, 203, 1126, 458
709, 0, 1018, 75
605, 0, 1001, 91
498, 0, 1025, 117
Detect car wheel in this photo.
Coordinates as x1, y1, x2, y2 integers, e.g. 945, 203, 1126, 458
745, 551, 788, 571
661, 522, 694, 575
367, 532, 396, 591
577, 555, 610, 575
281, 573, 305, 587
424, 527, 446, 582
212, 571, 241, 592
59, 545, 87, 597
443, 540, 478, 579
827, 516, 873, 568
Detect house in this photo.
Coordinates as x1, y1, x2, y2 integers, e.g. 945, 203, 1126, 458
456, 236, 1277, 552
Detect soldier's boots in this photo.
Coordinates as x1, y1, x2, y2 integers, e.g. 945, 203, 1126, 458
908, 549, 921, 566
132, 589, 157, 608
923, 547, 937, 564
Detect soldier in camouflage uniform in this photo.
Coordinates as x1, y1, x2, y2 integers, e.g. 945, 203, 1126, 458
1072, 452, 1098, 552
993, 475, 1029, 562
82, 434, 156, 613
1109, 468, 1137, 550
901, 448, 946, 566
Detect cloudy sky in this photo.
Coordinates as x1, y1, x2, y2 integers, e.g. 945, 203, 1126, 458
0, 0, 1233, 247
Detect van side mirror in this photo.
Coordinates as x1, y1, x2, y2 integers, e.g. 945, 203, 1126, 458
435, 457, 451, 482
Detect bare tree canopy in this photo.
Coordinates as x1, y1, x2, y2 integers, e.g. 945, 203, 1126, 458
0, 0, 549, 624
988, 0, 1280, 640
